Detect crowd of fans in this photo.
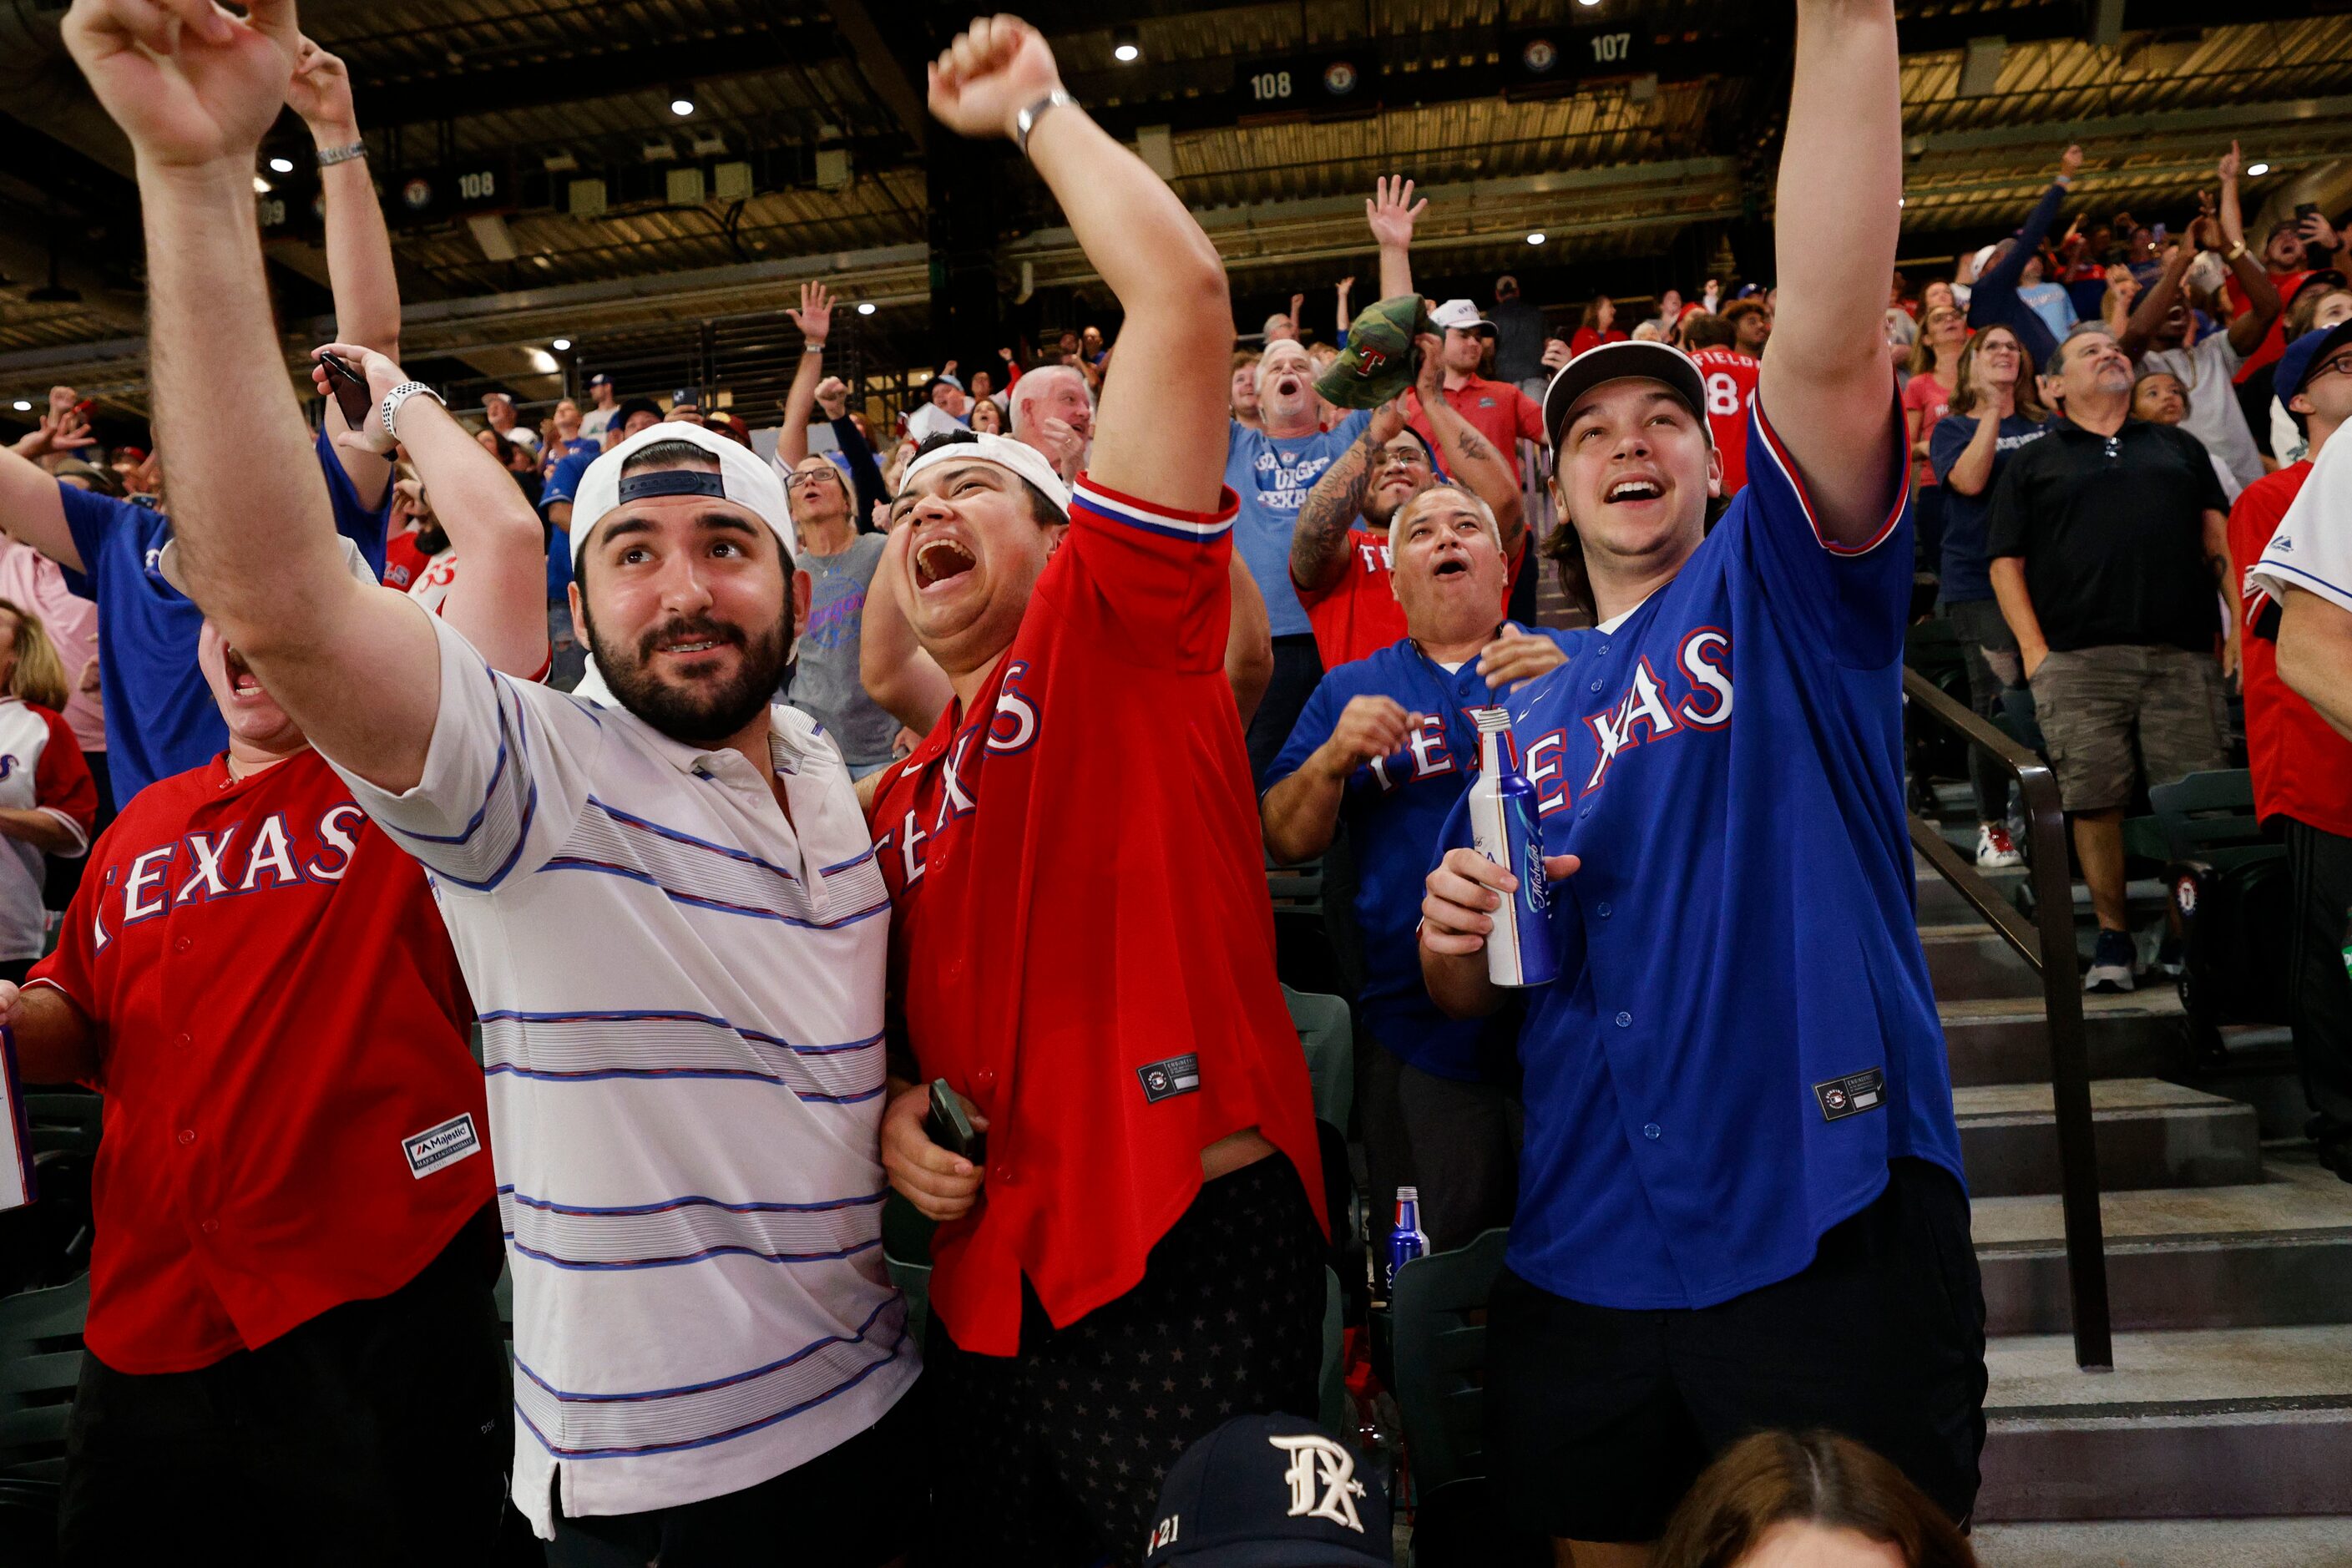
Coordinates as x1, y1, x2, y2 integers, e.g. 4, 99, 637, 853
3, 1, 2349, 1565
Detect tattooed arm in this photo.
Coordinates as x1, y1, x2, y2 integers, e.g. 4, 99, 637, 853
1409, 334, 1527, 556
1292, 402, 1404, 594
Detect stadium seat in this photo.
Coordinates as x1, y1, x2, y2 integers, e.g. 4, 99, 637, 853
1388, 1227, 1508, 1496
2147, 770, 2291, 1048
1282, 985, 1353, 1132
0, 1274, 88, 1487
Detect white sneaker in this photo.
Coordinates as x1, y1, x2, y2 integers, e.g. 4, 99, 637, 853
2085, 929, 2137, 994
1975, 822, 2024, 869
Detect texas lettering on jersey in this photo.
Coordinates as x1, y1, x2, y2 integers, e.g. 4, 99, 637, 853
1524, 629, 1736, 810
874, 660, 1040, 893
91, 802, 368, 952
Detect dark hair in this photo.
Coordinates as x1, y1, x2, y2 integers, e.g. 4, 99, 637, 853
1651, 1430, 1976, 1568
620, 438, 718, 477
1681, 311, 1737, 351
2133, 367, 2189, 417
1722, 300, 1768, 333
1580, 296, 1614, 331
615, 397, 663, 426
906, 430, 1066, 526
1946, 326, 2048, 422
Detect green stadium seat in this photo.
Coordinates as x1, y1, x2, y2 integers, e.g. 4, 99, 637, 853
0, 1275, 88, 1485
1282, 985, 1353, 1132
1388, 1227, 1509, 1497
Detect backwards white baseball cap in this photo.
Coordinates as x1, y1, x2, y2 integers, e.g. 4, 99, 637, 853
1427, 299, 1499, 339
568, 421, 794, 569
901, 431, 1072, 517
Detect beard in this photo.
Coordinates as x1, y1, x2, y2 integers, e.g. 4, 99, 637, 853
580, 599, 792, 746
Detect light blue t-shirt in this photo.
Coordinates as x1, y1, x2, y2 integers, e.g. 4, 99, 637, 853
2016, 281, 2077, 344
1224, 411, 1372, 637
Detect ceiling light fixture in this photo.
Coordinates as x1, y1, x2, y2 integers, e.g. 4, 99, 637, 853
1113, 25, 1141, 63
857, 301, 877, 315
1526, 231, 1547, 245
2246, 161, 2270, 177
268, 155, 295, 175
670, 83, 696, 117
10, 401, 29, 412
252, 175, 273, 194
552, 337, 572, 352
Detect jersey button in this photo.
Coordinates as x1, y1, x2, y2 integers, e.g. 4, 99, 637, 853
1588, 679, 1603, 693
994, 1166, 1015, 1186
973, 1069, 996, 1095
177, 1128, 196, 1146
175, 1033, 191, 1048
1615, 1010, 1632, 1028
1596, 902, 1612, 918
173, 936, 191, 953
1642, 1122, 1662, 1141
1597, 643, 1611, 655
200, 1218, 219, 1234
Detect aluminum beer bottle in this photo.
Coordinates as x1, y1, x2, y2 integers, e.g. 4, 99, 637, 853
1467, 706, 1560, 988
1386, 1186, 1429, 1295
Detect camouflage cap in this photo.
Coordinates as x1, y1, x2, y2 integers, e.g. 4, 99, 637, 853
1316, 293, 1429, 409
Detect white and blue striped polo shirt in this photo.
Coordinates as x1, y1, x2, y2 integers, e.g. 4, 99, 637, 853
324, 612, 913, 1536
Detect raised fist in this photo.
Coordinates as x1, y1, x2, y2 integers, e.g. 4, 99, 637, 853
928, 15, 1064, 142
63, 0, 300, 169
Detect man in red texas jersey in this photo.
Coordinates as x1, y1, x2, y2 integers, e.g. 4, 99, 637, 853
865, 18, 1325, 1563
2, 534, 508, 1565
1687, 309, 1764, 496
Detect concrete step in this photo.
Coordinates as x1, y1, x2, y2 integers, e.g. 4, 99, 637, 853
1974, 1148, 2352, 1334
1979, 1324, 2352, 1521
1955, 1080, 2263, 1197
1974, 1516, 2352, 1565
1923, 924, 2049, 1000
1913, 857, 2168, 932
1940, 993, 2183, 1088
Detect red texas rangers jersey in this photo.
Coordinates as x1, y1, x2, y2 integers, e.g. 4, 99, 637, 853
28, 749, 488, 1374
1688, 347, 1761, 495
0, 697, 96, 962
1297, 527, 1528, 671
869, 474, 1327, 1356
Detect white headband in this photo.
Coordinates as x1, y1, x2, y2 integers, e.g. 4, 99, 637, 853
568, 422, 795, 569
900, 432, 1072, 516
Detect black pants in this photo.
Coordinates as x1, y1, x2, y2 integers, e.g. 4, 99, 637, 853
1360, 1043, 1520, 1257
44, 751, 113, 913
920, 1156, 1325, 1565
1246, 633, 1324, 786
58, 1206, 512, 1566
1945, 596, 2026, 824
548, 1391, 922, 1568
2286, 817, 2352, 1146
1486, 1160, 1986, 1543
1913, 484, 1946, 584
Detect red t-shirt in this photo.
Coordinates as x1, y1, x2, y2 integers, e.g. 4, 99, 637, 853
1571, 327, 1629, 358
2228, 268, 2310, 382
1902, 372, 1955, 488
1404, 376, 1546, 460
28, 751, 489, 1373
1688, 347, 1762, 495
2233, 462, 2352, 837
867, 475, 1325, 1356
1295, 529, 1530, 671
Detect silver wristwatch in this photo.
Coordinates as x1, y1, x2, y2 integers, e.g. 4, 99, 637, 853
1014, 89, 1076, 159
380, 381, 445, 444
316, 140, 368, 168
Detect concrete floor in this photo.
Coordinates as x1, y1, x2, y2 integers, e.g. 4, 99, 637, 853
1975, 1516, 2352, 1565
1973, 1145, 2352, 1247
1987, 1323, 2352, 1407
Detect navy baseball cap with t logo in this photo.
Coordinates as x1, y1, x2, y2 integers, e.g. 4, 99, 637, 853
1141, 1415, 1392, 1568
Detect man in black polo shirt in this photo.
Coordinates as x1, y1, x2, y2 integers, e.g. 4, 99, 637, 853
1987, 323, 2234, 993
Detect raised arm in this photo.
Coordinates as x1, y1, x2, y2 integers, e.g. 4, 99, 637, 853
930, 19, 1228, 511
1292, 403, 1401, 594
821, 385, 890, 527
1366, 177, 1421, 303
1976, 149, 2080, 296
0, 441, 86, 576
1754, 0, 1909, 543
311, 341, 549, 677
2118, 241, 2193, 361
286, 36, 393, 509
2215, 145, 2281, 359
860, 520, 953, 731
64, 0, 440, 791
775, 281, 834, 471
1408, 333, 1525, 546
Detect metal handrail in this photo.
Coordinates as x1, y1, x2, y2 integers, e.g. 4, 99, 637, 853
1904, 667, 2112, 1371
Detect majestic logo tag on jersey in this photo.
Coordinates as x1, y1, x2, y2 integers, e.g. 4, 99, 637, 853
1268, 1434, 1368, 1532
1813, 1067, 1885, 1121
402, 1111, 482, 1177
1136, 1053, 1201, 1104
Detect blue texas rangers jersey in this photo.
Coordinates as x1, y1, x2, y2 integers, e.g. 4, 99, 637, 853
1435, 397, 1965, 1311
1262, 629, 1574, 1082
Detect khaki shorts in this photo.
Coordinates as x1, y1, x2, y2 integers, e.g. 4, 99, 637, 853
2028, 644, 2228, 813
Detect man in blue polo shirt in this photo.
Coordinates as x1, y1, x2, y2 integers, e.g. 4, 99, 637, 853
1417, 3, 1981, 1559
0, 34, 395, 807
1260, 482, 1566, 1258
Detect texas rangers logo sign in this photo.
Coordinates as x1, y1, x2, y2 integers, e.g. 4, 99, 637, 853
1268, 1434, 1369, 1532
1351, 349, 1389, 380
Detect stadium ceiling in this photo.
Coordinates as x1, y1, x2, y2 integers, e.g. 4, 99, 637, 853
4, 0, 2351, 415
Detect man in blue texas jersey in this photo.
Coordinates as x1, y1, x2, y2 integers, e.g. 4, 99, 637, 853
1417, 3, 1982, 1557
1260, 480, 1568, 1260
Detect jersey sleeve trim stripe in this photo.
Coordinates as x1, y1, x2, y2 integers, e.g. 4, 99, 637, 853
1072, 473, 1242, 540
35, 807, 88, 857
2252, 558, 2352, 615
1751, 389, 1911, 559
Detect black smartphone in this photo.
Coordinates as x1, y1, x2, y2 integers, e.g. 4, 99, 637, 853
923, 1078, 985, 1163
319, 352, 374, 429
2298, 202, 2323, 222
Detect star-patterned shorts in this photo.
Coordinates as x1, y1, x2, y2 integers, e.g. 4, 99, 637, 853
921, 1154, 1325, 1565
